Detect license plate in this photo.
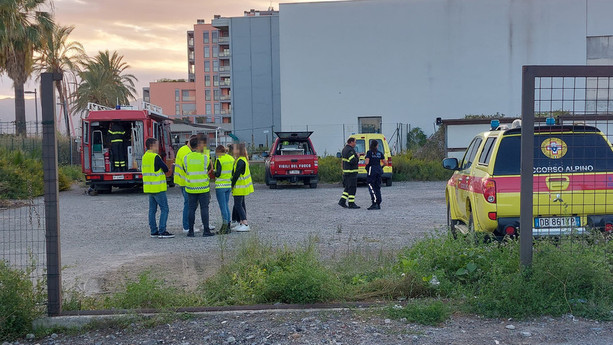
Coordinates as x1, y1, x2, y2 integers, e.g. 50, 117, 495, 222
288, 170, 300, 175
534, 216, 580, 228
112, 175, 124, 180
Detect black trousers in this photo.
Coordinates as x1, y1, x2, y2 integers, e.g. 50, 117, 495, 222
111, 141, 126, 171
367, 172, 382, 205
188, 192, 210, 233
233, 195, 247, 222
341, 172, 358, 204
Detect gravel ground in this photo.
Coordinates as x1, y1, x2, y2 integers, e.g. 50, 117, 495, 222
52, 181, 446, 293
9, 310, 613, 345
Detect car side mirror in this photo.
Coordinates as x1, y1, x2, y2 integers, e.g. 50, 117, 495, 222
336, 152, 342, 158
442, 158, 459, 170
262, 152, 269, 158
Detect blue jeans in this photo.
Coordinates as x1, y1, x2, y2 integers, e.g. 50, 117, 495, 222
148, 191, 169, 235
215, 188, 232, 224
180, 186, 190, 230
188, 192, 210, 232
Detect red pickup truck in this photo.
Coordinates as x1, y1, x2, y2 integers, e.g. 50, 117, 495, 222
263, 132, 319, 189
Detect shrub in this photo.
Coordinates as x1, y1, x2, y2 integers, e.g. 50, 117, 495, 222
392, 153, 452, 181
250, 163, 265, 184
0, 261, 43, 340
317, 156, 342, 183
395, 232, 613, 320
201, 237, 341, 305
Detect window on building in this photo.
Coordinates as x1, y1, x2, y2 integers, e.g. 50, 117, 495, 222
212, 31, 218, 43
182, 90, 195, 101
213, 75, 219, 87
203, 31, 209, 43
214, 103, 220, 114
213, 60, 219, 72
175, 103, 180, 115
182, 103, 196, 116
204, 46, 210, 58
175, 89, 180, 102
205, 75, 211, 87
214, 90, 220, 101
205, 90, 211, 101
212, 46, 218, 58
206, 104, 211, 115
204, 61, 210, 72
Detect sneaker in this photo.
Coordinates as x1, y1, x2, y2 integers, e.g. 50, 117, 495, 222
235, 224, 251, 232
187, 231, 195, 237
202, 230, 215, 237
230, 222, 240, 229
348, 203, 361, 209
150, 232, 159, 238
182, 229, 190, 233
158, 231, 175, 239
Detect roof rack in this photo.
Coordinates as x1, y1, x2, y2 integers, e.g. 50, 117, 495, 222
87, 103, 113, 111
142, 102, 164, 116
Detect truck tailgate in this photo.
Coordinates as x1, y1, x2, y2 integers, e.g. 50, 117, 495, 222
272, 155, 318, 175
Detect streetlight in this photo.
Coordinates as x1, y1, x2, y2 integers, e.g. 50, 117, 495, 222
24, 89, 38, 135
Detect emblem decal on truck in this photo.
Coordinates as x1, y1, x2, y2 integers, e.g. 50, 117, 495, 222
541, 138, 568, 159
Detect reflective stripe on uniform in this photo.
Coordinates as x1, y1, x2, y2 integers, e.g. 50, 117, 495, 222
216, 154, 235, 189
184, 152, 210, 194
343, 169, 359, 173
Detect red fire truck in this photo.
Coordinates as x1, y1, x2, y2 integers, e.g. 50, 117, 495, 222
81, 103, 175, 194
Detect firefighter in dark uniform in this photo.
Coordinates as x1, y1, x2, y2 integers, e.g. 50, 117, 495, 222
365, 140, 386, 210
109, 122, 127, 171
338, 137, 360, 209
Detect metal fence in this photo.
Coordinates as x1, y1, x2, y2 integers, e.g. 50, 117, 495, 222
0, 121, 81, 165
520, 65, 613, 266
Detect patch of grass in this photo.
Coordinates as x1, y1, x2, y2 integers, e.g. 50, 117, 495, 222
385, 299, 451, 325
392, 153, 452, 181
396, 232, 613, 320
103, 272, 204, 310
0, 261, 45, 340
250, 163, 265, 184
201, 236, 341, 305
317, 156, 343, 183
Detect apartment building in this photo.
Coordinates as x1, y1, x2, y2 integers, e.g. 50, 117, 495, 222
146, 9, 280, 148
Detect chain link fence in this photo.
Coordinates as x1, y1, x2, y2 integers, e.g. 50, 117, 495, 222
519, 66, 613, 266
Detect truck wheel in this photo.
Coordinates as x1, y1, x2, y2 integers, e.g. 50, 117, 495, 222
310, 182, 318, 189
385, 178, 393, 187
269, 183, 278, 189
95, 184, 111, 194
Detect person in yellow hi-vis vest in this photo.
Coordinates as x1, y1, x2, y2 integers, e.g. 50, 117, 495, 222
184, 135, 214, 237
142, 138, 173, 238
214, 145, 234, 234
174, 135, 198, 233
231, 143, 254, 232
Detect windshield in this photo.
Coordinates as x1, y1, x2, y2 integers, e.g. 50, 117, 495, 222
274, 140, 314, 155
355, 139, 384, 155
493, 133, 613, 175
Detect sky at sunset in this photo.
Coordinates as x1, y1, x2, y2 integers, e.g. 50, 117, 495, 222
0, 0, 335, 109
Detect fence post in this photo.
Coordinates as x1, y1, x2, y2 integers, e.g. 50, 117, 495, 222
519, 66, 535, 268
41, 72, 62, 316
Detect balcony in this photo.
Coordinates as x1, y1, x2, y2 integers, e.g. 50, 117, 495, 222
218, 36, 229, 44
220, 80, 231, 88
221, 109, 232, 115
220, 95, 231, 102
219, 50, 231, 57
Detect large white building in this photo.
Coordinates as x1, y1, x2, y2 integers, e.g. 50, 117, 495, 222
279, 0, 613, 155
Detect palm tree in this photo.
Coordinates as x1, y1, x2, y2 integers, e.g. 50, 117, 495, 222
73, 50, 137, 114
0, 0, 53, 135
34, 24, 85, 136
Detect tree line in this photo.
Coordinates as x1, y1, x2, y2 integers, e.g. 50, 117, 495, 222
0, 0, 137, 136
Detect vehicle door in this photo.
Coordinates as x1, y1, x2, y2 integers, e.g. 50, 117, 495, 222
455, 137, 482, 222
81, 120, 91, 173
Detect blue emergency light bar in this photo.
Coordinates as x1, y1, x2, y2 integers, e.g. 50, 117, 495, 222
490, 119, 500, 130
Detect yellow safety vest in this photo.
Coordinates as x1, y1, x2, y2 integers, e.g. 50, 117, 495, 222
215, 154, 234, 189
142, 151, 167, 193
184, 151, 210, 194
232, 156, 254, 196
173, 144, 192, 186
